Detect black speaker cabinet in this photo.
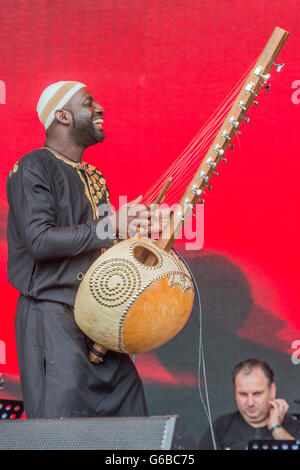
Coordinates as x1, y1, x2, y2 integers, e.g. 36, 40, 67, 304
0, 414, 197, 450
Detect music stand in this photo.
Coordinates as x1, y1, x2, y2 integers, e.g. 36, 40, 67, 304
0, 399, 24, 419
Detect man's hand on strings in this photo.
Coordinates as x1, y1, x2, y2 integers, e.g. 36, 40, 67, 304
109, 195, 145, 239
109, 197, 172, 239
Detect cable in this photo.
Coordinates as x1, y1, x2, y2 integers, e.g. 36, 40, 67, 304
173, 247, 217, 450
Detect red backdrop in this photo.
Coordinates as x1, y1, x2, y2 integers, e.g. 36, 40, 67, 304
0, 0, 300, 437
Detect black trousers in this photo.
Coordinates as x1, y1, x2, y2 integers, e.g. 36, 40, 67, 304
15, 294, 148, 418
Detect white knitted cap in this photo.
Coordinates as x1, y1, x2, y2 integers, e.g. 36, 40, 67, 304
36, 81, 86, 129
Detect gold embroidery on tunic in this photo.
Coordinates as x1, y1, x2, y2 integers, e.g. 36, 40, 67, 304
8, 162, 19, 178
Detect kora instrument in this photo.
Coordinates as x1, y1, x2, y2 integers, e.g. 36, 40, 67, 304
74, 26, 289, 363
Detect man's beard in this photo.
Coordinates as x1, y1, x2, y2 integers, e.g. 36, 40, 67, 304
68, 110, 105, 147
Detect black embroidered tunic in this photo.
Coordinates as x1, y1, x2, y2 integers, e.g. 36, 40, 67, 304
6, 148, 148, 418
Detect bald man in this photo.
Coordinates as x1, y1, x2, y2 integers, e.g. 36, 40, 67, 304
6, 81, 149, 418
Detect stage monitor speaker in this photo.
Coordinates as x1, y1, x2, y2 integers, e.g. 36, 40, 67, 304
0, 414, 197, 450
